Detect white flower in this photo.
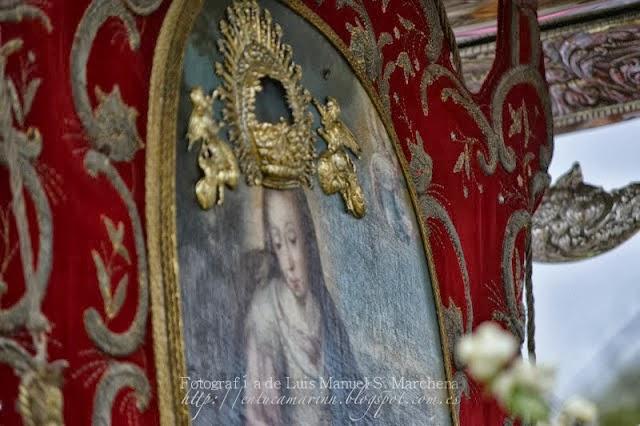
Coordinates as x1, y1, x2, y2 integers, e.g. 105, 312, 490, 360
512, 359, 555, 393
491, 368, 517, 404
557, 396, 597, 426
490, 359, 555, 422
491, 359, 555, 403
456, 322, 519, 382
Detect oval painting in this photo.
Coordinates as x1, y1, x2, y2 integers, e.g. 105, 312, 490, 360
167, 0, 454, 424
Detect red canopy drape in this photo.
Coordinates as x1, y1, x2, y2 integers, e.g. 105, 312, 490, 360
0, 1, 551, 425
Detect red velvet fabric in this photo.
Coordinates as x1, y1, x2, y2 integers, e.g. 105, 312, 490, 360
302, 1, 550, 423
0, 2, 167, 424
0, 1, 550, 425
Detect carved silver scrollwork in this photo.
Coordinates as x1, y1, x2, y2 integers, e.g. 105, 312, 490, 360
532, 162, 640, 262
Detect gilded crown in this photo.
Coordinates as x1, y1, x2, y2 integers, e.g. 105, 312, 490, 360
250, 119, 315, 188
216, 0, 315, 189
187, 0, 366, 218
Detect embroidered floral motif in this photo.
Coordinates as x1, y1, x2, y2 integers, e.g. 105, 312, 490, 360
408, 131, 474, 420
497, 210, 531, 344
0, 3, 67, 425
306, 1, 552, 424
92, 86, 143, 162
71, 0, 156, 356
408, 131, 432, 193
451, 131, 483, 198
91, 215, 132, 321
0, 205, 16, 302
69, 0, 162, 423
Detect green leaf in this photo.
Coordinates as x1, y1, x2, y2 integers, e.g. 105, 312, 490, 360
509, 390, 550, 423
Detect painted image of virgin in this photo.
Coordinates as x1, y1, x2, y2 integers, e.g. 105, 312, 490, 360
244, 189, 366, 425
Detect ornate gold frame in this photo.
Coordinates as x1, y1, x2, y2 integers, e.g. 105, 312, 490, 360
146, 1, 457, 425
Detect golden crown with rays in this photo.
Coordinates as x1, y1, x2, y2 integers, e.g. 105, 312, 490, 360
186, 0, 366, 218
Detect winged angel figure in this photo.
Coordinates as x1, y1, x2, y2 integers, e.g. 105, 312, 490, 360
314, 97, 366, 218
187, 87, 239, 209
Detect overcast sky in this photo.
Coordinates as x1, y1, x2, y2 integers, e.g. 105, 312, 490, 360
533, 119, 640, 401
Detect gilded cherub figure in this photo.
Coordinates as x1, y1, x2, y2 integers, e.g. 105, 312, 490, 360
314, 97, 366, 218
187, 87, 239, 209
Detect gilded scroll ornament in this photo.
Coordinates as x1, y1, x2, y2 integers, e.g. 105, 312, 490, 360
532, 163, 640, 262
187, 87, 239, 208
315, 97, 366, 218
188, 0, 367, 217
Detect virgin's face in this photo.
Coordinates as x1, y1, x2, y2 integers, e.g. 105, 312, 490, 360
266, 191, 309, 300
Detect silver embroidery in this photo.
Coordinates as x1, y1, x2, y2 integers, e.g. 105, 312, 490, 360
83, 150, 149, 355
70, 0, 154, 357
92, 362, 151, 426
69, 0, 159, 423
491, 65, 553, 173
497, 210, 530, 344
0, 9, 65, 426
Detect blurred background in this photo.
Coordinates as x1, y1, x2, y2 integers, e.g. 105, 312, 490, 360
534, 120, 640, 426
445, 2, 640, 424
